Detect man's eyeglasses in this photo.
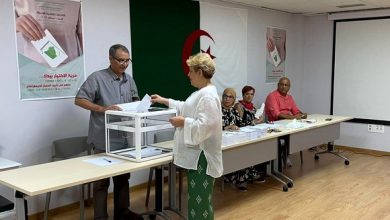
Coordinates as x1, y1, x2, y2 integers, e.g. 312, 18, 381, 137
113, 56, 132, 65
223, 94, 234, 99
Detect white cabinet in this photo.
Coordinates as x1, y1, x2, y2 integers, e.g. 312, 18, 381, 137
105, 108, 176, 162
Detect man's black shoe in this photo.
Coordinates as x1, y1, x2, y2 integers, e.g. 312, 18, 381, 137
115, 209, 143, 220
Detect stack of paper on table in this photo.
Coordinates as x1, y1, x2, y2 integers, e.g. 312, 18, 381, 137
240, 127, 261, 140
222, 131, 248, 146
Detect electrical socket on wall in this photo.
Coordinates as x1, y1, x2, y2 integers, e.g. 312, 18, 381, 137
368, 124, 385, 133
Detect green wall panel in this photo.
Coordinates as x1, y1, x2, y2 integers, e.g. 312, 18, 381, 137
130, 0, 200, 102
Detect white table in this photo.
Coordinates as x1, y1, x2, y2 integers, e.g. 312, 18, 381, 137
274, 114, 353, 168
0, 154, 172, 220
220, 114, 352, 190
0, 114, 352, 219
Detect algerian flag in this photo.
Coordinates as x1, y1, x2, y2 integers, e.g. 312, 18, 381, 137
131, 1, 247, 100
130, 0, 199, 101
200, 2, 248, 98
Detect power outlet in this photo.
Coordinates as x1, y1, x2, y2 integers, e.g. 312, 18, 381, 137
368, 124, 385, 133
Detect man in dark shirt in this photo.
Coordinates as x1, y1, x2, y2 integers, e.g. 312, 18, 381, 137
75, 44, 142, 220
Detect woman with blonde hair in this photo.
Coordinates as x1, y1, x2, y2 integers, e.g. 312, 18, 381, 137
221, 88, 243, 131
221, 88, 255, 191
151, 52, 222, 220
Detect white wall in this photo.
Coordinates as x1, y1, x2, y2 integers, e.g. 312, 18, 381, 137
205, 0, 306, 108
302, 15, 390, 152
0, 0, 147, 215
302, 15, 333, 114
247, 8, 305, 108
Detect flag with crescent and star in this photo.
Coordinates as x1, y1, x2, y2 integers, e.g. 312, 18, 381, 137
199, 2, 248, 98
130, 0, 247, 101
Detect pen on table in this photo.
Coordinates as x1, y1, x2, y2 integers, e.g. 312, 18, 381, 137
103, 158, 112, 163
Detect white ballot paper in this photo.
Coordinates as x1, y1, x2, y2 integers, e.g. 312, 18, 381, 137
116, 94, 152, 112
255, 103, 265, 119
31, 29, 68, 68
136, 94, 152, 112
270, 47, 281, 67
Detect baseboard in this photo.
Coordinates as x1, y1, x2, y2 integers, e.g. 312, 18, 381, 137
335, 145, 390, 156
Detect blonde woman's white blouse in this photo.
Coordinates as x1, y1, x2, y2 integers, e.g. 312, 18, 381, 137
168, 85, 223, 178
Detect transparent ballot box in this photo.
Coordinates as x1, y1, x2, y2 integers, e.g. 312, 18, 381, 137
105, 108, 176, 162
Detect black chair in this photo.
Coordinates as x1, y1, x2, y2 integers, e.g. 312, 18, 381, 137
44, 136, 92, 220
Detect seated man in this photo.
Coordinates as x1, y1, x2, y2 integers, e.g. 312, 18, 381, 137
265, 77, 306, 121
265, 77, 307, 167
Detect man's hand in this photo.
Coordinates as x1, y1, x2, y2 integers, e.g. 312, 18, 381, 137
102, 105, 122, 112
267, 37, 275, 52
15, 14, 45, 41
299, 113, 308, 119
75, 98, 122, 113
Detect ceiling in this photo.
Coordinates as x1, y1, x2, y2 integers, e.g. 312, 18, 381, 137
220, 0, 390, 15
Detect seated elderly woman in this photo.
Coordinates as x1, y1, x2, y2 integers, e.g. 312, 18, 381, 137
222, 88, 243, 131
221, 88, 258, 192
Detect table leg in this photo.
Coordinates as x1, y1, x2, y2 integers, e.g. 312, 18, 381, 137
15, 191, 27, 220
155, 166, 163, 213
168, 163, 176, 209
165, 164, 186, 219
141, 166, 170, 220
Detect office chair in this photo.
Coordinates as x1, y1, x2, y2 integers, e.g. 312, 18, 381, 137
44, 136, 92, 220
314, 142, 350, 165
145, 130, 184, 210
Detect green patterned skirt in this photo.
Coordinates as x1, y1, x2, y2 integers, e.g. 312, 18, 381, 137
187, 151, 215, 220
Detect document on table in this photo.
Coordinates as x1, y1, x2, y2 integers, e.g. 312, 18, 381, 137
0, 158, 21, 170
83, 156, 123, 167
116, 94, 151, 112
253, 123, 280, 130
285, 119, 305, 129
31, 29, 68, 68
117, 146, 164, 158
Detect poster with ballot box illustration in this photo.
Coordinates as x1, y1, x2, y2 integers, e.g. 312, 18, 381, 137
14, 0, 84, 100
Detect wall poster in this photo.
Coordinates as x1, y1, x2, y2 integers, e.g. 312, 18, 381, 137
266, 27, 286, 83
14, 0, 84, 100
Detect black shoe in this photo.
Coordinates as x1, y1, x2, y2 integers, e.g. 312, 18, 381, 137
253, 175, 266, 183
115, 209, 143, 220
235, 183, 248, 192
